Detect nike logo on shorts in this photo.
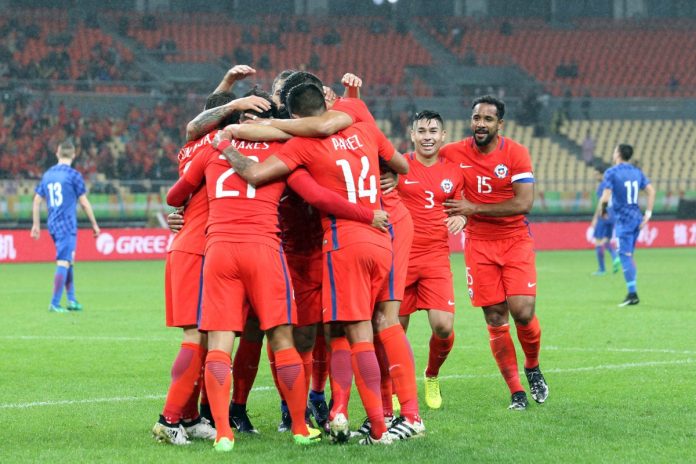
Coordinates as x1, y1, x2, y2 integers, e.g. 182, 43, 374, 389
447, 300, 455, 306
460, 164, 473, 168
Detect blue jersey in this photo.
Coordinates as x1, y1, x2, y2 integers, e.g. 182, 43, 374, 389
603, 163, 650, 225
35, 164, 86, 236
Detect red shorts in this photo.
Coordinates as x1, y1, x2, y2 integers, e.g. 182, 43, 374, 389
323, 242, 392, 323
165, 250, 204, 328
377, 212, 413, 302
286, 250, 322, 327
199, 242, 297, 332
401, 256, 455, 316
464, 234, 536, 307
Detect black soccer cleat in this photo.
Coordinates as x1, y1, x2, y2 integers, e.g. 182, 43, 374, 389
277, 410, 292, 433
308, 398, 329, 431
618, 292, 640, 307
508, 391, 528, 411
525, 366, 549, 404
229, 404, 259, 434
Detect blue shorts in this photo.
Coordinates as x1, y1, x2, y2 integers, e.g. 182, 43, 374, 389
51, 232, 77, 261
615, 221, 640, 255
593, 217, 614, 240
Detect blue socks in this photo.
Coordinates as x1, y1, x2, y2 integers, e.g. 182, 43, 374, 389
595, 246, 605, 272
309, 390, 325, 403
51, 265, 69, 306
619, 253, 637, 293
605, 242, 618, 261
65, 265, 76, 302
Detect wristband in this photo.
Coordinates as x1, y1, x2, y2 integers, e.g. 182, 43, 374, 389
217, 139, 231, 153
644, 210, 652, 220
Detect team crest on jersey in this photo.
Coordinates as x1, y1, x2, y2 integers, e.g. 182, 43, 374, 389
440, 179, 454, 194
494, 163, 509, 179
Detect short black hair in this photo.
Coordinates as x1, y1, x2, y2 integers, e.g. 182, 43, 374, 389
272, 69, 297, 96
280, 71, 323, 109
204, 91, 239, 129
412, 110, 444, 128
617, 143, 633, 161
243, 86, 278, 120
472, 94, 505, 120
286, 83, 326, 117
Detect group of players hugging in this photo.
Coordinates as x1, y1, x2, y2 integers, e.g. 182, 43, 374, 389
153, 64, 548, 452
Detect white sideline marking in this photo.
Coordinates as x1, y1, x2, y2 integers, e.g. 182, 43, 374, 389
0, 335, 176, 342
1, 360, 691, 410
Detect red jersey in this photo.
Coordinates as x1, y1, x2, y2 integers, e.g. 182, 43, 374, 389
278, 189, 323, 256
181, 139, 287, 248
275, 122, 393, 252
398, 153, 463, 257
168, 131, 216, 255
440, 136, 534, 240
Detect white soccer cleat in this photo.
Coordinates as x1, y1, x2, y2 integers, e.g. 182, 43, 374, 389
152, 417, 191, 445
183, 416, 217, 440
329, 413, 350, 443
386, 416, 426, 440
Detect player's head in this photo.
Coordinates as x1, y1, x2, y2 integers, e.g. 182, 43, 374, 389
279, 71, 323, 109
470, 95, 505, 148
410, 110, 446, 158
272, 69, 297, 104
595, 166, 606, 180
204, 90, 239, 128
286, 83, 326, 118
239, 86, 278, 122
613, 143, 633, 163
56, 140, 76, 161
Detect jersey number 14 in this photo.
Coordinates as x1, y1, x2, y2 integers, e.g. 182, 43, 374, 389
336, 156, 377, 204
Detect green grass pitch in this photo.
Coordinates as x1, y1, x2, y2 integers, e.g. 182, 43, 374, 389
1, 248, 695, 463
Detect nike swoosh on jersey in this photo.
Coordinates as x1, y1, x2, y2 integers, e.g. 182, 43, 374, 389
404, 180, 419, 184
528, 282, 536, 287
460, 164, 473, 168
447, 300, 455, 305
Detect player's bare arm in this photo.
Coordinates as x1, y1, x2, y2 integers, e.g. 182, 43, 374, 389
341, 73, 362, 99
214, 135, 290, 186
213, 64, 256, 93
185, 96, 271, 141
444, 182, 534, 217
445, 215, 467, 234
78, 194, 100, 237
592, 188, 612, 228
167, 208, 185, 233
640, 183, 656, 229
227, 123, 293, 142
380, 171, 398, 194
385, 150, 409, 175
30, 193, 42, 239
255, 110, 353, 137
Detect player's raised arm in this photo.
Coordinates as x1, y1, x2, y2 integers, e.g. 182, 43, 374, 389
213, 64, 256, 94
30, 193, 43, 239
78, 195, 100, 237
341, 72, 362, 99
185, 95, 271, 142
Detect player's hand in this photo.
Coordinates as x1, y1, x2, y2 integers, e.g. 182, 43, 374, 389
640, 211, 652, 229
224, 65, 256, 83
323, 86, 338, 104
341, 73, 362, 89
444, 198, 477, 216
231, 96, 271, 114
241, 114, 272, 125
371, 210, 389, 232
213, 126, 234, 148
92, 224, 101, 237
445, 215, 467, 234
30, 225, 40, 240
380, 171, 398, 194
168, 209, 185, 233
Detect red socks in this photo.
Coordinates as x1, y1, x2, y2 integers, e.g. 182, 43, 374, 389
204, 349, 234, 440
328, 336, 353, 419
351, 342, 386, 439
311, 333, 329, 393
162, 342, 204, 423
425, 332, 455, 378
274, 348, 309, 436
376, 324, 419, 422
515, 316, 541, 369
374, 337, 394, 417
487, 325, 524, 394
232, 338, 262, 405
299, 350, 313, 397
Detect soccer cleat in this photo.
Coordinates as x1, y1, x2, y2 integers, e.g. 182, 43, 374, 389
525, 366, 549, 404
230, 408, 259, 434
612, 257, 621, 273
591, 270, 607, 276
359, 432, 393, 445
152, 416, 191, 445
328, 413, 350, 443
424, 373, 443, 409
351, 415, 394, 438
48, 304, 69, 313
391, 394, 400, 414
508, 391, 528, 411
66, 300, 83, 311
277, 410, 291, 433
308, 398, 329, 431
213, 436, 234, 452
183, 416, 217, 440
618, 293, 640, 307
385, 416, 425, 441
293, 426, 322, 445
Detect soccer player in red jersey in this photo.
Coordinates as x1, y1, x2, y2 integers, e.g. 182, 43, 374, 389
264, 71, 424, 441
153, 91, 272, 445
167, 96, 324, 451
442, 95, 549, 410
397, 111, 465, 411
214, 82, 409, 445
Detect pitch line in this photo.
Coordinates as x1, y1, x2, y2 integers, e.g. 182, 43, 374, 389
1, 359, 692, 410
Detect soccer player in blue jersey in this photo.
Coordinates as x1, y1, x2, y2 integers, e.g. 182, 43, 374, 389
590, 167, 620, 276
594, 144, 655, 306
31, 141, 100, 313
